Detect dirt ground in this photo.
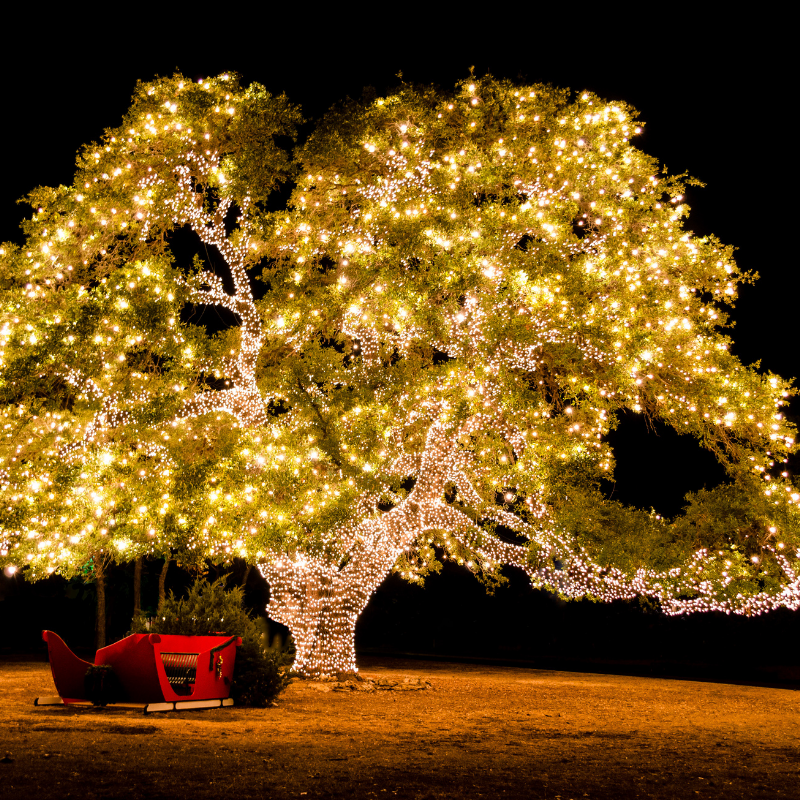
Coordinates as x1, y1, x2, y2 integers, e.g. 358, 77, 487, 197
0, 656, 797, 800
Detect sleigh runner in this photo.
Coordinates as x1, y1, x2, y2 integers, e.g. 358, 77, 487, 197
36, 630, 241, 713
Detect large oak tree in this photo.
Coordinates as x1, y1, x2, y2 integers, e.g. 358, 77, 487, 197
2, 74, 798, 676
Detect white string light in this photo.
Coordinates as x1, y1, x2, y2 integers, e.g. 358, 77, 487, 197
1, 74, 798, 679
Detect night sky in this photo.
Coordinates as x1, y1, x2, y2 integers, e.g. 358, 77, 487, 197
1, 12, 797, 679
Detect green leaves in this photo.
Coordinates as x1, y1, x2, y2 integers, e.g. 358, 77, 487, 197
1, 71, 798, 621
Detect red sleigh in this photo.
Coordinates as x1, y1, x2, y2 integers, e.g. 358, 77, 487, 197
36, 630, 241, 713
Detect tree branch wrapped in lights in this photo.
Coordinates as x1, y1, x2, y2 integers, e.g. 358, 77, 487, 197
2, 73, 799, 678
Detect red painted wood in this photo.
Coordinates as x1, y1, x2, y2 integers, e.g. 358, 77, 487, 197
42, 630, 241, 704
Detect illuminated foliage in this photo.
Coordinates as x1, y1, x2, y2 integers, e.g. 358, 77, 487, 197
0, 71, 303, 580
2, 73, 799, 677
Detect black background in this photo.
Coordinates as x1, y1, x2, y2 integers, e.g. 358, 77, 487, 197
1, 10, 797, 684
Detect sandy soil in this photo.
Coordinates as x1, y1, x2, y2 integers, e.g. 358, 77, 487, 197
0, 656, 797, 799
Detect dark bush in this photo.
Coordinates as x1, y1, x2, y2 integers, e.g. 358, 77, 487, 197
84, 663, 123, 706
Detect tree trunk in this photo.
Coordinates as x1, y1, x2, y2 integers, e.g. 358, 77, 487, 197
262, 510, 420, 678
95, 557, 106, 650
241, 564, 252, 588
289, 592, 359, 678
261, 424, 456, 677
158, 558, 170, 612
264, 565, 369, 678
133, 557, 142, 618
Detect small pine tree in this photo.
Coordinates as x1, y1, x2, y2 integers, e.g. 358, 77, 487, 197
134, 576, 291, 706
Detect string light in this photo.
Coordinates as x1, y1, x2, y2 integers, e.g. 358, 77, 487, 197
1, 74, 798, 679
265, 76, 800, 674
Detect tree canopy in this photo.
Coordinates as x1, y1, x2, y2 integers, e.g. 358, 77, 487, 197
2, 73, 799, 676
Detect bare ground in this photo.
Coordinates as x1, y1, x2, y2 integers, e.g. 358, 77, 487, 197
0, 656, 797, 799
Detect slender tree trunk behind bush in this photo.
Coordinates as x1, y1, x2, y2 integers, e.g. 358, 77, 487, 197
95, 558, 106, 650
241, 564, 252, 588
158, 558, 170, 612
133, 557, 142, 618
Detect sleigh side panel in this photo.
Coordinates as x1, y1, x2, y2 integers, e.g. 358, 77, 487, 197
95, 633, 164, 703
151, 635, 241, 702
